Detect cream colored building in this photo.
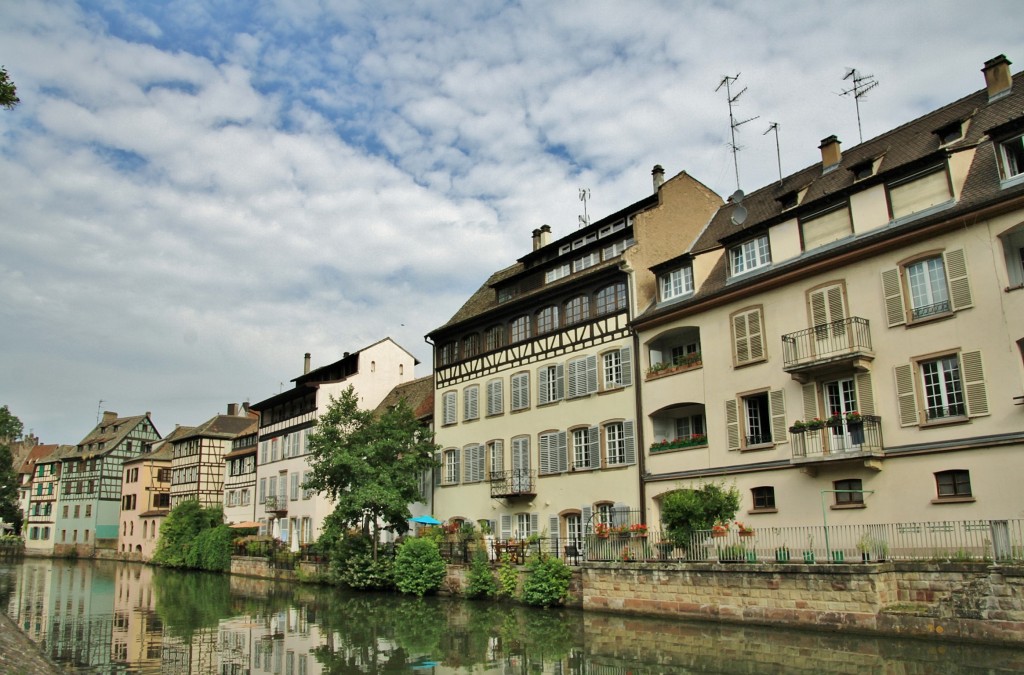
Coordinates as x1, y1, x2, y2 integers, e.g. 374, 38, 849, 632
170, 404, 256, 508
634, 55, 1024, 530
428, 170, 721, 548
250, 338, 418, 548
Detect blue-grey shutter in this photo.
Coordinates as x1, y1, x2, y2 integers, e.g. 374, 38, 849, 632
538, 367, 550, 405
623, 420, 636, 465
500, 515, 512, 540
582, 506, 593, 534
530, 513, 540, 536
554, 364, 565, 401
549, 515, 560, 553
620, 346, 632, 387
433, 452, 441, 486
453, 448, 461, 484
556, 431, 568, 473
585, 355, 598, 394
587, 427, 600, 469
567, 359, 582, 399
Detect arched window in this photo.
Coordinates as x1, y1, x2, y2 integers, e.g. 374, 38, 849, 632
463, 333, 480, 358
510, 316, 531, 343
536, 306, 559, 335
596, 283, 627, 315
565, 295, 590, 325
485, 325, 505, 351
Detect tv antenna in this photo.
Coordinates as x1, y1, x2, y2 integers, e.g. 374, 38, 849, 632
96, 399, 105, 424
578, 188, 591, 228
840, 68, 879, 144
716, 73, 759, 191
763, 122, 782, 184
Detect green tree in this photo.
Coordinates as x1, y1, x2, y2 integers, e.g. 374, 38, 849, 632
304, 386, 439, 559
0, 67, 18, 110
392, 537, 447, 596
0, 406, 24, 533
520, 554, 573, 607
153, 500, 224, 568
661, 482, 740, 554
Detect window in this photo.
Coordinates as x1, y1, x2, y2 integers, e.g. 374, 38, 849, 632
463, 385, 479, 421
464, 444, 485, 483
895, 351, 987, 426
935, 470, 972, 499
999, 227, 1024, 288
566, 356, 597, 398
510, 315, 531, 343
602, 238, 634, 260
536, 306, 559, 335
511, 372, 530, 411
596, 283, 627, 315
602, 347, 632, 389
674, 414, 705, 439
485, 325, 505, 351
438, 341, 457, 366
730, 307, 765, 365
566, 514, 582, 550
442, 391, 457, 426
573, 252, 600, 273
833, 479, 864, 506
882, 250, 972, 326
538, 431, 567, 475
538, 364, 564, 405
751, 486, 776, 511
545, 263, 570, 283
486, 379, 503, 416
290, 473, 299, 501
572, 427, 598, 470
487, 440, 504, 477
998, 133, 1024, 181
729, 234, 771, 275
801, 205, 852, 250
726, 390, 785, 450
516, 513, 537, 538
462, 334, 479, 359
444, 449, 460, 485
596, 503, 613, 526
659, 266, 693, 301
604, 421, 635, 466
565, 295, 590, 325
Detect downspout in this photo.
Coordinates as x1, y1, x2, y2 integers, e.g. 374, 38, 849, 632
633, 327, 647, 526
423, 335, 436, 515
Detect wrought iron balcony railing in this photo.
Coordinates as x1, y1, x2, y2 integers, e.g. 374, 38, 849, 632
264, 495, 287, 513
489, 470, 536, 499
781, 317, 873, 372
790, 416, 883, 463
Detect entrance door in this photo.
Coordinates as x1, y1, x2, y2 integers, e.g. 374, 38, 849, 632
825, 378, 858, 452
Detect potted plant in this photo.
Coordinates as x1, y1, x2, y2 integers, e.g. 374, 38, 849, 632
846, 411, 866, 444
711, 521, 729, 538
826, 412, 844, 427
805, 417, 825, 430
735, 521, 755, 537
594, 522, 610, 539
613, 524, 631, 539
629, 523, 649, 538
789, 420, 808, 433
774, 545, 791, 562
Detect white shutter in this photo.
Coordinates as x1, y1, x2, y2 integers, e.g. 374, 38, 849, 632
538, 367, 550, 405
443, 391, 457, 425
586, 355, 599, 394
567, 359, 582, 399
944, 249, 973, 311
802, 383, 818, 421
539, 433, 553, 475
582, 506, 593, 534
769, 390, 787, 445
554, 364, 565, 401
725, 399, 740, 450
587, 427, 600, 469
487, 379, 503, 416
530, 513, 540, 536
464, 386, 479, 421
549, 515, 560, 551
619, 347, 632, 387
511, 373, 528, 411
881, 268, 906, 327
500, 515, 512, 540
894, 364, 918, 427
453, 448, 461, 484
961, 350, 988, 417
556, 431, 568, 473
622, 421, 636, 465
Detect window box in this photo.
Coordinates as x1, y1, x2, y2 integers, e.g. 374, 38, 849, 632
649, 435, 708, 452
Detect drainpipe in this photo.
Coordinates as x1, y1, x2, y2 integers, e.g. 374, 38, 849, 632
423, 334, 437, 514
633, 326, 647, 526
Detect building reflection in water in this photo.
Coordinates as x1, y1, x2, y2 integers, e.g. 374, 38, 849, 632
2, 558, 1023, 674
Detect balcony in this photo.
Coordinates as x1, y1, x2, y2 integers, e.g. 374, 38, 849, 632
790, 416, 884, 467
489, 470, 536, 500
781, 317, 873, 382
264, 495, 287, 514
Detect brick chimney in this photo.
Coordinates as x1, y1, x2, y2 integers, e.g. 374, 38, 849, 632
101, 411, 117, 426
227, 403, 239, 416
303, 353, 311, 374
819, 135, 841, 170
652, 164, 665, 192
982, 54, 1012, 101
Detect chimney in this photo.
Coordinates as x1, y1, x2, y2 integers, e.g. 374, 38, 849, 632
531, 228, 542, 251
102, 411, 117, 426
303, 353, 311, 374
819, 135, 841, 170
539, 224, 551, 248
982, 54, 1012, 101
227, 403, 239, 416
652, 164, 665, 192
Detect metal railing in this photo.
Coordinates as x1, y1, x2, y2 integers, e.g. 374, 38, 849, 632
264, 496, 287, 513
781, 317, 872, 369
584, 519, 1023, 564
911, 300, 950, 320
489, 470, 536, 498
790, 416, 883, 460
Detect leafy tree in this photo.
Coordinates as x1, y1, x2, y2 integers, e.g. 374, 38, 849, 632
465, 549, 498, 599
661, 481, 740, 554
0, 67, 17, 110
520, 554, 573, 607
304, 386, 439, 560
393, 537, 447, 596
153, 500, 224, 568
0, 406, 24, 533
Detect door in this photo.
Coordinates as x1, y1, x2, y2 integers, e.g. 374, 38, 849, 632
511, 438, 530, 492
809, 284, 848, 358
825, 378, 858, 452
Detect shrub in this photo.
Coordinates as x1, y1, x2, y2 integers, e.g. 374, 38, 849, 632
496, 554, 519, 599
661, 481, 740, 551
330, 533, 394, 590
393, 538, 447, 596
520, 554, 573, 607
465, 550, 497, 599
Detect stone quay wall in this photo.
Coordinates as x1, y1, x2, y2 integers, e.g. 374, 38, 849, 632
582, 561, 1024, 645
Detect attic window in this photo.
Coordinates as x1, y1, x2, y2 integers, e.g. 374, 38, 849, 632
777, 192, 798, 210
851, 160, 875, 181
936, 121, 964, 145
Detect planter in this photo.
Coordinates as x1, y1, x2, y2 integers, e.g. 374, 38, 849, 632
739, 531, 755, 538
848, 421, 865, 444
711, 531, 727, 538
633, 533, 648, 539
789, 426, 807, 434
830, 550, 845, 563
802, 551, 816, 564
774, 548, 791, 563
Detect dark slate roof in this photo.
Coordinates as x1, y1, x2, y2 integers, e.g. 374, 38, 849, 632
124, 442, 173, 465
73, 413, 154, 459
636, 65, 1024, 325
375, 375, 435, 422
174, 413, 258, 442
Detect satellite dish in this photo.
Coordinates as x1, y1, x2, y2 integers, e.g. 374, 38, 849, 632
729, 189, 745, 203
731, 205, 748, 226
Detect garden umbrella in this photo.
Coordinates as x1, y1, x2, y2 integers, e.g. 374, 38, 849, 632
411, 515, 442, 525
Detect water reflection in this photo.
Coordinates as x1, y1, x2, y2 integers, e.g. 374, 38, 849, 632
1, 558, 1020, 674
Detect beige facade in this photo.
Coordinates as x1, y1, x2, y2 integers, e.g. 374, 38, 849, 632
635, 55, 1024, 530
119, 442, 173, 560
170, 405, 256, 508
223, 426, 258, 525
429, 170, 721, 547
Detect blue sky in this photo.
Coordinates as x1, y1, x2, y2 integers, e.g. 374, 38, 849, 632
1, 0, 1021, 442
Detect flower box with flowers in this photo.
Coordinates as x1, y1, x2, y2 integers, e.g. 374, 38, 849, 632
594, 523, 611, 539
711, 522, 729, 538
645, 352, 703, 379
650, 434, 709, 452
629, 523, 648, 538
613, 525, 631, 538
735, 521, 755, 537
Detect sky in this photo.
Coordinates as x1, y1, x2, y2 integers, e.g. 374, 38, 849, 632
1, 0, 1021, 444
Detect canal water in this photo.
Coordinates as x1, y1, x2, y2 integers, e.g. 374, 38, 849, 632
0, 558, 1020, 674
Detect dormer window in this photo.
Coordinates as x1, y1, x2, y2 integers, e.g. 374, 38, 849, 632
850, 160, 875, 181
998, 134, 1024, 182
659, 266, 694, 301
777, 192, 799, 210
545, 263, 570, 283
729, 235, 771, 276
935, 120, 965, 145
887, 166, 953, 220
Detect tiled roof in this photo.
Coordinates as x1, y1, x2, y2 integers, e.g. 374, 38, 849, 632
73, 413, 152, 459
17, 444, 59, 474
174, 414, 257, 442
375, 375, 435, 421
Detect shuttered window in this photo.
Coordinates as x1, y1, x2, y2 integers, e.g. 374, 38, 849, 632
567, 356, 598, 398
894, 350, 988, 427
881, 249, 973, 327
731, 307, 766, 365
511, 373, 530, 411
538, 364, 564, 405
464, 444, 485, 483
463, 385, 479, 421
442, 391, 457, 425
486, 379, 503, 416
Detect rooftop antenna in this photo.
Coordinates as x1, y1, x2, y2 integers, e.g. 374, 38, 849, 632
578, 188, 591, 228
96, 399, 105, 424
716, 73, 759, 191
764, 122, 783, 184
840, 68, 879, 144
